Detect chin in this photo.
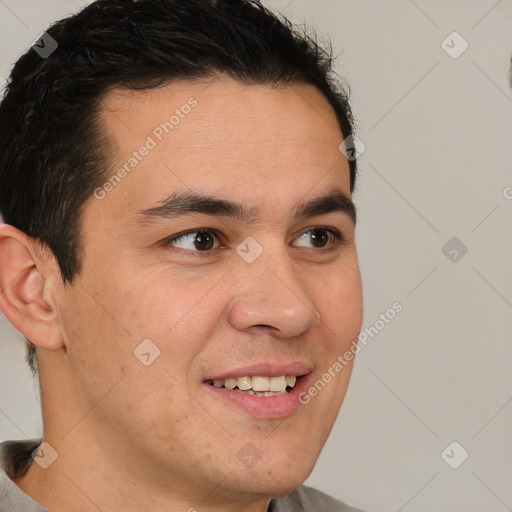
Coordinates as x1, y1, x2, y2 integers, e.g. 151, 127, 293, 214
221, 452, 317, 500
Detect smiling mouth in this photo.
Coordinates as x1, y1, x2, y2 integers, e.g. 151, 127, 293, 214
204, 375, 301, 397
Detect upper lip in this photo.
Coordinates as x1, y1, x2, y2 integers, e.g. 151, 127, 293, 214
204, 362, 313, 381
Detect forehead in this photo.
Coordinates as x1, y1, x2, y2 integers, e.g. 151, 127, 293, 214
99, 76, 345, 155
100, 75, 342, 132
92, 76, 350, 221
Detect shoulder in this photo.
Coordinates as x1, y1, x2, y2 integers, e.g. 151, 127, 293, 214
0, 439, 42, 478
297, 485, 368, 511
271, 484, 368, 512
0, 439, 50, 512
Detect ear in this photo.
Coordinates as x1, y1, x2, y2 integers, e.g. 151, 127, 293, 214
0, 223, 65, 351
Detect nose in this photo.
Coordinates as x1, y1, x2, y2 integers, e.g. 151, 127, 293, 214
227, 246, 321, 339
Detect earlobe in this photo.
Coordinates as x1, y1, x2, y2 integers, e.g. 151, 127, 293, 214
0, 223, 65, 351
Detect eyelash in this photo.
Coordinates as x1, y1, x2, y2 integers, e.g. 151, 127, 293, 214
164, 226, 344, 256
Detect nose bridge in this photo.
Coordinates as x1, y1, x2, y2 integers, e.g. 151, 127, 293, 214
227, 238, 321, 337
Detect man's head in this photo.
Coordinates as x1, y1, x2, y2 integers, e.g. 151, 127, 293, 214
0, 0, 362, 506
0, 0, 357, 377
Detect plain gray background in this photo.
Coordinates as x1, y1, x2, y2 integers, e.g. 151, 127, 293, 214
1, 1, 511, 511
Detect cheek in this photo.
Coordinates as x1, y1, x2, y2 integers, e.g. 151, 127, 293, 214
292, 263, 361, 430
60, 286, 122, 366
317, 263, 363, 346
113, 271, 230, 368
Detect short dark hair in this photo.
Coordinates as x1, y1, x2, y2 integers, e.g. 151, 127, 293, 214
0, 0, 357, 375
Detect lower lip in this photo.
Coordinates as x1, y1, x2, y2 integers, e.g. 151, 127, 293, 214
202, 374, 312, 419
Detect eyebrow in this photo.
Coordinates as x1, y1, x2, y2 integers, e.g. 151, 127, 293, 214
133, 187, 356, 226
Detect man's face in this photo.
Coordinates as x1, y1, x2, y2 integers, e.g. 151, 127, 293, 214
49, 77, 363, 502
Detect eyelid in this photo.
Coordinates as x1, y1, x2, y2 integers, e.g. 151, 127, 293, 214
168, 228, 220, 241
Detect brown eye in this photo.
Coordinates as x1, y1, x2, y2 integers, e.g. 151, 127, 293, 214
193, 231, 215, 250
293, 227, 342, 249
310, 228, 330, 248
168, 229, 219, 252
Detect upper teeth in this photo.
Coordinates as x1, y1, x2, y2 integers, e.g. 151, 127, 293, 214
211, 375, 297, 392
